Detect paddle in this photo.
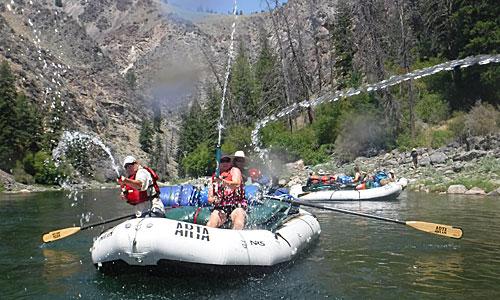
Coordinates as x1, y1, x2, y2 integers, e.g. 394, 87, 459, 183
266, 196, 463, 239
42, 213, 136, 243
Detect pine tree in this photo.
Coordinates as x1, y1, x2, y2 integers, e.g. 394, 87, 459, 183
254, 29, 284, 117
149, 134, 163, 176
0, 61, 18, 171
139, 120, 153, 153
331, 0, 356, 90
14, 93, 42, 156
229, 43, 259, 126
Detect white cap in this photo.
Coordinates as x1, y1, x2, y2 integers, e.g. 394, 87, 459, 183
123, 156, 136, 168
233, 151, 246, 158
389, 170, 395, 173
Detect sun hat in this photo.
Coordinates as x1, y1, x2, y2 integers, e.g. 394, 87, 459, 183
233, 151, 246, 159
220, 152, 231, 160
123, 156, 137, 168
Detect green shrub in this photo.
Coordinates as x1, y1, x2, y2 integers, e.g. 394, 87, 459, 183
180, 142, 214, 177
223, 125, 253, 154
465, 101, 499, 136
448, 111, 467, 142
431, 130, 454, 149
415, 92, 450, 125
13, 161, 34, 184
33, 151, 67, 185
259, 121, 328, 165
312, 101, 343, 145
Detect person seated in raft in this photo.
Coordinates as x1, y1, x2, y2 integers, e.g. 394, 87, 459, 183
388, 170, 396, 181
232, 150, 249, 184
206, 152, 247, 230
352, 167, 363, 183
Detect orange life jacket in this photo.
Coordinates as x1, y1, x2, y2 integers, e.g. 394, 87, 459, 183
123, 166, 160, 205
310, 174, 320, 184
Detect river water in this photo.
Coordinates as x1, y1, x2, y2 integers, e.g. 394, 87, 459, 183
1, 189, 499, 299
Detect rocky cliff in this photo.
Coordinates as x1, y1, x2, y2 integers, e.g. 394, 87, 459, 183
0, 0, 340, 183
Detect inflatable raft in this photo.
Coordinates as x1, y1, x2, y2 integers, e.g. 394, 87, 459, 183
290, 179, 408, 201
90, 198, 321, 275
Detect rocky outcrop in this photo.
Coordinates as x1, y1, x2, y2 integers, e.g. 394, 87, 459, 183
447, 185, 468, 194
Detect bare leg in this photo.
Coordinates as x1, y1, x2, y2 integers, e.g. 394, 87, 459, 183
230, 208, 247, 230
206, 210, 226, 228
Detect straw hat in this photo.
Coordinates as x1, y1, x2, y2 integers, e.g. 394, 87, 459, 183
233, 151, 246, 159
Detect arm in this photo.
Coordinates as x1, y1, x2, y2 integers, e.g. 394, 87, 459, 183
120, 176, 144, 191
222, 167, 242, 189
208, 178, 216, 205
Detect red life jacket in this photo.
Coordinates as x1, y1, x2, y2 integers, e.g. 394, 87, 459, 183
212, 167, 246, 207
123, 166, 160, 205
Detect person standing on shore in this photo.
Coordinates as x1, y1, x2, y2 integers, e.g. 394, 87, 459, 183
410, 148, 418, 168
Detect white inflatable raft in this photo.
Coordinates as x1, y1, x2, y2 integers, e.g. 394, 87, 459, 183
91, 201, 320, 275
290, 179, 408, 201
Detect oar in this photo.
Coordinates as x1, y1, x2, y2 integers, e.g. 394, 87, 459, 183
42, 213, 136, 243
266, 196, 463, 239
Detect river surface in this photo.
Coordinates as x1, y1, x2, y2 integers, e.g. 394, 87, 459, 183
1, 189, 499, 299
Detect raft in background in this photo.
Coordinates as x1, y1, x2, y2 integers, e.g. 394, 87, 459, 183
289, 178, 408, 201
90, 198, 321, 275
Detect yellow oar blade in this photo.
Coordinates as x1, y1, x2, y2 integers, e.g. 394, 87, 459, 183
42, 227, 81, 243
406, 221, 463, 239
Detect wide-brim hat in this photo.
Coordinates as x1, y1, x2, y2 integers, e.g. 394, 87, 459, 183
123, 155, 137, 168
233, 150, 246, 159
220, 152, 231, 160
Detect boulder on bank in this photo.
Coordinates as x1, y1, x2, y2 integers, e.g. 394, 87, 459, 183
464, 187, 486, 195
447, 184, 468, 194
487, 187, 500, 197
285, 160, 305, 172
430, 151, 448, 164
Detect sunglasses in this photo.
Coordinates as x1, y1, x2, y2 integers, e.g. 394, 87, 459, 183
124, 163, 135, 169
221, 158, 231, 163
234, 158, 244, 163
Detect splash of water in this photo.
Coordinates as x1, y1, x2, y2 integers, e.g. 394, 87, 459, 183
216, 0, 238, 148
251, 54, 500, 158
52, 130, 121, 179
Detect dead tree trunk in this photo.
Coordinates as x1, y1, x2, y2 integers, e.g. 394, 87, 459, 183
265, 0, 294, 131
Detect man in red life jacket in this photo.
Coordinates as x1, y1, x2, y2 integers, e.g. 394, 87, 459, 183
118, 156, 165, 218
206, 152, 247, 230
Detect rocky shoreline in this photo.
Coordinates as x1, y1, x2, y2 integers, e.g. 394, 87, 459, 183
283, 132, 500, 197
2, 133, 500, 197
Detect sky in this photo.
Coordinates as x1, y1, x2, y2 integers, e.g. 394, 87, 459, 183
168, 0, 288, 15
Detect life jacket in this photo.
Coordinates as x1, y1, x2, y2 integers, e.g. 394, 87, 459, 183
321, 175, 330, 185
356, 183, 366, 190
212, 167, 246, 207
309, 174, 320, 185
123, 166, 160, 205
329, 174, 336, 183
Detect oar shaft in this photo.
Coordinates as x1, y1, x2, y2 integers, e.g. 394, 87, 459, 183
81, 213, 136, 230
267, 196, 463, 239
268, 196, 405, 225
